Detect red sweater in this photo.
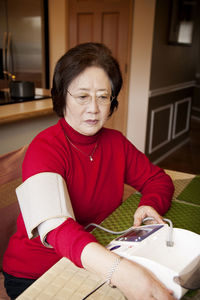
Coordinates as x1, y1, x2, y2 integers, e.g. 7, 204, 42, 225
3, 118, 174, 279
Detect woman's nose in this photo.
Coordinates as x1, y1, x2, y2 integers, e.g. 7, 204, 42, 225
87, 96, 99, 112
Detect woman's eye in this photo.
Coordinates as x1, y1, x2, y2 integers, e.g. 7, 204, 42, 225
99, 95, 108, 99
78, 95, 88, 99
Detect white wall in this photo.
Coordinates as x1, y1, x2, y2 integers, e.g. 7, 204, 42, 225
127, 0, 156, 152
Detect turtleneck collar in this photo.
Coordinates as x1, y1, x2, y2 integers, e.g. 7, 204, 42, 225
60, 118, 103, 145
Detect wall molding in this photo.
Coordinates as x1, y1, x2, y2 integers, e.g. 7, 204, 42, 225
149, 81, 195, 97
192, 106, 200, 112
172, 97, 191, 139
148, 104, 173, 154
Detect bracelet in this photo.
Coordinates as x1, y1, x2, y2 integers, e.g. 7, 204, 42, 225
106, 256, 123, 286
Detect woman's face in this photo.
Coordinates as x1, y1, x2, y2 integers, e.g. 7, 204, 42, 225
64, 66, 112, 136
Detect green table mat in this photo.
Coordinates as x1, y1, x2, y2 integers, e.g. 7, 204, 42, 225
92, 193, 200, 246
176, 175, 200, 205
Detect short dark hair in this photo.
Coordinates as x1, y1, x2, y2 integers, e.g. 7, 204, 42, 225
51, 42, 123, 117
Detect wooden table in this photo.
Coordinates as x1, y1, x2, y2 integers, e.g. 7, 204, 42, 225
16, 170, 200, 300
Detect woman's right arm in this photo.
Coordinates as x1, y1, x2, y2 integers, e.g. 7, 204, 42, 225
81, 242, 176, 300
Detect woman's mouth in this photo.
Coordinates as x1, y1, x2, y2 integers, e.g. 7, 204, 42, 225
85, 119, 98, 125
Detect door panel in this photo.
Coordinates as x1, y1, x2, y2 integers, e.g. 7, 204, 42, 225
101, 13, 119, 58
77, 13, 93, 44
68, 0, 132, 134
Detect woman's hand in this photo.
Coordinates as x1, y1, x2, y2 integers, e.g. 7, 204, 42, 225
112, 258, 176, 300
133, 205, 165, 227
81, 242, 176, 300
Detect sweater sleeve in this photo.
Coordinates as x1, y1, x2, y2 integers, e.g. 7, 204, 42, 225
124, 138, 174, 215
138, 169, 174, 215
46, 218, 97, 268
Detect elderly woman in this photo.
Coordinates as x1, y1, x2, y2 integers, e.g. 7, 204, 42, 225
3, 43, 175, 300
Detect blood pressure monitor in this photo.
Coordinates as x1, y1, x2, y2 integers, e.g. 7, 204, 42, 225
106, 224, 200, 300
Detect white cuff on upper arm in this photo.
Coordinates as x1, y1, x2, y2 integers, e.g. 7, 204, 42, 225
16, 172, 75, 246
37, 217, 67, 247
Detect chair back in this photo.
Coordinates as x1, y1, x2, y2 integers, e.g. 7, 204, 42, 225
0, 146, 27, 270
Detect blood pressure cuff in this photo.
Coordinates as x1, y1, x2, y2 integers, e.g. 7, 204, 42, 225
16, 172, 75, 247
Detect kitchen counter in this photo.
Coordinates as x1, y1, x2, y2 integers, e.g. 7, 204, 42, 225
0, 88, 58, 155
0, 89, 54, 125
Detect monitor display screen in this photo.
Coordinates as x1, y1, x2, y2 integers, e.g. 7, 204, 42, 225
115, 225, 163, 242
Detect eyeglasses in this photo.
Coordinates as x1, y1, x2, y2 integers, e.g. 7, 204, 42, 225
67, 90, 115, 106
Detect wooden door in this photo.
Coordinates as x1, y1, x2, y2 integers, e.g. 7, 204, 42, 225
68, 0, 132, 134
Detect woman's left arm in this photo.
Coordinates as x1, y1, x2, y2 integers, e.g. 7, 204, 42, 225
124, 140, 174, 224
